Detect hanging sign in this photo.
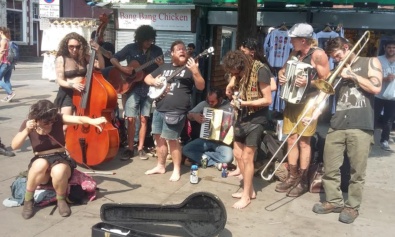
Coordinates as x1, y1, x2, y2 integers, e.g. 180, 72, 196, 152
117, 9, 191, 31
39, 0, 60, 18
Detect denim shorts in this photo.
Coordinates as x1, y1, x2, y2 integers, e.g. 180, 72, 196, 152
151, 110, 186, 140
124, 92, 152, 118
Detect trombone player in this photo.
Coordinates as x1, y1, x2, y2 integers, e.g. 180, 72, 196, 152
305, 36, 382, 224
276, 23, 330, 197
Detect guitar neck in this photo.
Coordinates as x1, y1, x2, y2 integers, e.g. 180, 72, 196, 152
135, 55, 161, 73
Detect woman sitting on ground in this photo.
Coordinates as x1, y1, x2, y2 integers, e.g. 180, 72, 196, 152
11, 99, 107, 219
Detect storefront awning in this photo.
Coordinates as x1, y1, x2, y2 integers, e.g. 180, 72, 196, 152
110, 4, 195, 10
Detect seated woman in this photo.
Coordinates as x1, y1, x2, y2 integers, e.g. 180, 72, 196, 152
11, 99, 107, 219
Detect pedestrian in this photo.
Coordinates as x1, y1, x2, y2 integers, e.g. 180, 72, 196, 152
110, 25, 163, 160
375, 40, 395, 151
0, 27, 16, 102
144, 40, 205, 181
53, 32, 104, 132
11, 99, 107, 219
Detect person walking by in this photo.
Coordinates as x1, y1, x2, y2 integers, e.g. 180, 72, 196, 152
11, 99, 107, 219
375, 40, 395, 151
307, 37, 382, 224
223, 50, 272, 209
144, 40, 205, 181
275, 23, 330, 197
110, 25, 163, 160
0, 27, 16, 102
54, 32, 104, 132
182, 87, 233, 168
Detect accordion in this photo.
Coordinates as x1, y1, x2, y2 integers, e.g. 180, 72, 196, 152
280, 59, 314, 104
199, 107, 234, 145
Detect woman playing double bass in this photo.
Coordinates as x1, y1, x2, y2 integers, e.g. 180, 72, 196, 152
54, 32, 105, 132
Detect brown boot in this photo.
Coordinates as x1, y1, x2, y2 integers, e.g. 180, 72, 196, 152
275, 164, 299, 193
22, 200, 35, 219
57, 199, 71, 217
287, 169, 309, 197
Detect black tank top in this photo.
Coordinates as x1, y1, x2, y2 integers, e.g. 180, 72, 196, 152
330, 57, 375, 130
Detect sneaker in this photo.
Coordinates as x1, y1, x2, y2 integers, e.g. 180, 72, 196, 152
138, 149, 148, 160
1, 92, 16, 103
215, 163, 223, 171
380, 140, 391, 151
0, 141, 15, 157
120, 149, 134, 161
339, 207, 359, 224
312, 202, 344, 214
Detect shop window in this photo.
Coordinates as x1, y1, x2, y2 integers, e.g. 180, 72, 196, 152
6, 0, 23, 9
6, 10, 23, 41
220, 27, 236, 63
33, 3, 39, 19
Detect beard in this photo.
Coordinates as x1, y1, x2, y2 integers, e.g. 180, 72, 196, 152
172, 55, 187, 66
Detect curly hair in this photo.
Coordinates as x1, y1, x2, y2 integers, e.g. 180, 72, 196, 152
222, 50, 253, 80
134, 25, 156, 44
28, 100, 58, 123
241, 38, 273, 73
324, 37, 353, 55
56, 32, 89, 65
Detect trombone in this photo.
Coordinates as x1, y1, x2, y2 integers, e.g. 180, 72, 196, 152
260, 31, 371, 181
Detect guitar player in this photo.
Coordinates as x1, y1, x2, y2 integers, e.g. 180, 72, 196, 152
110, 25, 164, 160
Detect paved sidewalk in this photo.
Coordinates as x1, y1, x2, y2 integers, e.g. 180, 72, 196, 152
0, 75, 395, 237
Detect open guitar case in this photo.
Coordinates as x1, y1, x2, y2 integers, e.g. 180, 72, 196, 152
92, 192, 227, 237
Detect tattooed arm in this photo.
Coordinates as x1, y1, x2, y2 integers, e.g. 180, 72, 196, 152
341, 57, 382, 95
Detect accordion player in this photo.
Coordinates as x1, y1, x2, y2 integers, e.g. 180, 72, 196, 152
280, 59, 315, 104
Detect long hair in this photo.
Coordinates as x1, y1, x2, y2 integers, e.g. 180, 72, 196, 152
241, 38, 274, 73
28, 100, 58, 123
56, 32, 89, 65
222, 50, 253, 83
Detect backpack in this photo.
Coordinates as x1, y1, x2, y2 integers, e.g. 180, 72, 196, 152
6, 41, 19, 64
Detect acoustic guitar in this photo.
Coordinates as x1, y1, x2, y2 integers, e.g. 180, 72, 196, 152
107, 51, 170, 94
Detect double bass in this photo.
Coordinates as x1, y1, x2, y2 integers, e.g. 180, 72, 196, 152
66, 14, 119, 166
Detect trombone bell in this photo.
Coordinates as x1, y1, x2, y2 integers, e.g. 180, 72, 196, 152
315, 80, 335, 95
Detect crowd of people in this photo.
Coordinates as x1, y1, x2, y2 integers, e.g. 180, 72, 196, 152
0, 22, 392, 225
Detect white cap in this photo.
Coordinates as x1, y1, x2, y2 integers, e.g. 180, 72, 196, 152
288, 23, 314, 38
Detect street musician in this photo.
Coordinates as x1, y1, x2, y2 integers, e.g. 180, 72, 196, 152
276, 23, 330, 197
223, 50, 272, 209
308, 36, 382, 224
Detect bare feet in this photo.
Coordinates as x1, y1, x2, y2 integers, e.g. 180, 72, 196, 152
232, 196, 251, 209
231, 191, 256, 199
169, 171, 181, 182
145, 166, 166, 175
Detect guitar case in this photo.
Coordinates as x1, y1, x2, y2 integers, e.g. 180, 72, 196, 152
91, 192, 227, 237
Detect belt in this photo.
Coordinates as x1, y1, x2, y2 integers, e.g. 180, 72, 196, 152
34, 148, 66, 156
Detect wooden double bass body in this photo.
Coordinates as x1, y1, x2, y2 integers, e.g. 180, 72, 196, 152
66, 15, 119, 166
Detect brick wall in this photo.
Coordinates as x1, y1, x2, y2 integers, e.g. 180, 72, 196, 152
210, 26, 228, 91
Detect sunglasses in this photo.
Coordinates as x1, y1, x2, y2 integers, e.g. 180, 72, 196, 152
68, 45, 81, 50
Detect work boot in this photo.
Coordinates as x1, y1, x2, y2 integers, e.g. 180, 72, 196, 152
57, 199, 71, 217
287, 169, 309, 197
275, 164, 299, 193
22, 200, 35, 219
339, 207, 359, 224
312, 201, 344, 214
